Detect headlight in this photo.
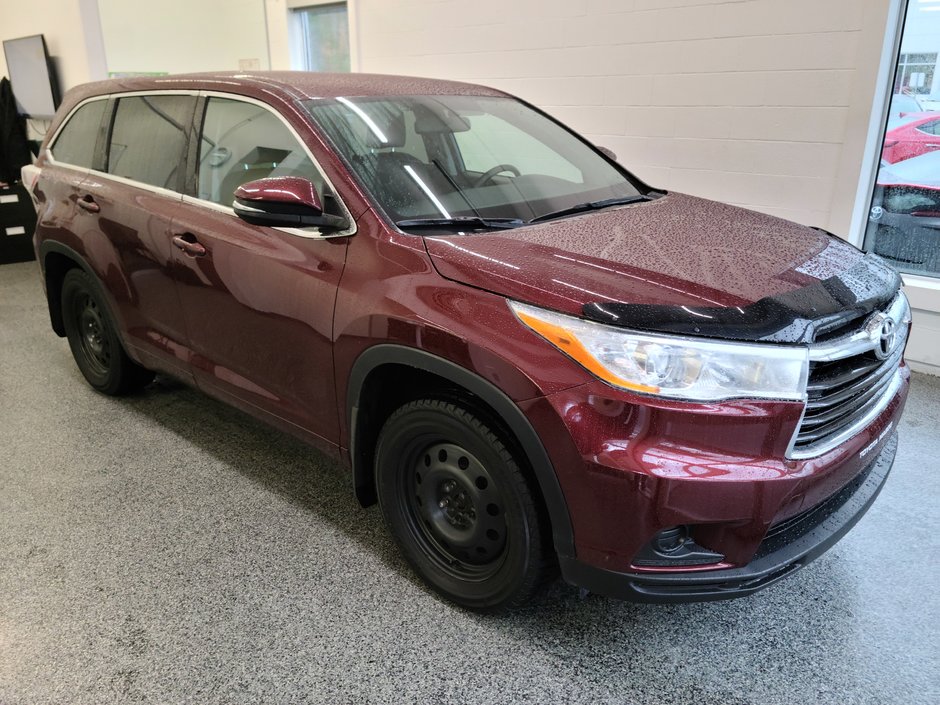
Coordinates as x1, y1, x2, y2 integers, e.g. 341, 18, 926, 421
510, 301, 809, 401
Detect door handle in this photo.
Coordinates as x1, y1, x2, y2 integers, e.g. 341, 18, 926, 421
76, 195, 99, 213
171, 233, 207, 257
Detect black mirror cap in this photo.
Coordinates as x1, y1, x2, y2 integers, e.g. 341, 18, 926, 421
596, 145, 617, 162
233, 198, 349, 230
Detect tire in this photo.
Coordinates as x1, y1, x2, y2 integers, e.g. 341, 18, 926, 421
375, 398, 553, 611
60, 268, 154, 395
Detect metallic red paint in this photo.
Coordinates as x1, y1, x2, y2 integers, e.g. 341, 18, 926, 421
882, 112, 940, 164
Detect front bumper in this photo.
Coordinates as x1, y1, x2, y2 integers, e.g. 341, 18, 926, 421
559, 432, 897, 602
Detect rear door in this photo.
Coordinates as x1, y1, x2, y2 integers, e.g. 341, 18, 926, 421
34, 97, 109, 271
168, 94, 352, 445
78, 93, 198, 379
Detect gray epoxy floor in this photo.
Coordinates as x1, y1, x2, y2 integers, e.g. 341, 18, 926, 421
1, 259, 938, 705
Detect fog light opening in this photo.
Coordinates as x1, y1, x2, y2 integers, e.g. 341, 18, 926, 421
633, 525, 725, 568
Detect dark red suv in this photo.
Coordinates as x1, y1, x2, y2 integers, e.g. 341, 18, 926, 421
23, 72, 910, 611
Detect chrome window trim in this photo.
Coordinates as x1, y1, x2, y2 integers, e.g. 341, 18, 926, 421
81, 168, 184, 201
785, 291, 911, 460
45, 89, 355, 241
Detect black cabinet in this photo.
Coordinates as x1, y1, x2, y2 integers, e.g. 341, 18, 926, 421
0, 183, 37, 264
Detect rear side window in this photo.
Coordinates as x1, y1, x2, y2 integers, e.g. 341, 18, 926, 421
107, 95, 193, 190
197, 97, 324, 207
50, 99, 107, 168
916, 120, 940, 136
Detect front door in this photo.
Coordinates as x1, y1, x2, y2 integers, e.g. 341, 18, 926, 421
170, 96, 350, 446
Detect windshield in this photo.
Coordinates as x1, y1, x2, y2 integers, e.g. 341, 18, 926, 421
303, 95, 643, 226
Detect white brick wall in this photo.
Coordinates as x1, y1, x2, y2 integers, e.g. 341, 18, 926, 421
355, 0, 893, 235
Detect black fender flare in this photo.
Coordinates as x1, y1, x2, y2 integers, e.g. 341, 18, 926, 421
346, 344, 575, 558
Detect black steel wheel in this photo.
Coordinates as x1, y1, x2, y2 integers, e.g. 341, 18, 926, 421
375, 398, 552, 611
60, 268, 154, 395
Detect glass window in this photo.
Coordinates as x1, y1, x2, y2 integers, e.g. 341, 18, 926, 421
894, 52, 938, 95
293, 3, 350, 72
454, 113, 582, 182
107, 95, 192, 190
198, 97, 325, 208
304, 95, 640, 224
915, 120, 940, 136
865, 0, 940, 278
51, 99, 107, 168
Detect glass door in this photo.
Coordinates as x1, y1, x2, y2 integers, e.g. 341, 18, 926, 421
864, 0, 940, 277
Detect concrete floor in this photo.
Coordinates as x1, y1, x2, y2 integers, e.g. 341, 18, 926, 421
1, 259, 938, 705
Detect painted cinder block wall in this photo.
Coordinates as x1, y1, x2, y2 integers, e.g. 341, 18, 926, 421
350, 0, 891, 237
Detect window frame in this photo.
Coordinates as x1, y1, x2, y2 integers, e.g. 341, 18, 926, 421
851, 0, 940, 336
46, 95, 111, 173
43, 89, 355, 241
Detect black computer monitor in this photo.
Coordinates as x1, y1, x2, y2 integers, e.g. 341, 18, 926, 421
3, 34, 61, 119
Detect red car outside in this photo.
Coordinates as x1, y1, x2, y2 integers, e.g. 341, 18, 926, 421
882, 112, 940, 164
23, 72, 910, 611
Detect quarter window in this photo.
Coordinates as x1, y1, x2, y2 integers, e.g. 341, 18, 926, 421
50, 100, 107, 168
107, 95, 193, 190
198, 97, 324, 208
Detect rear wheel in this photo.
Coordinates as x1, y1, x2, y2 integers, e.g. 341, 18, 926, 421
61, 269, 154, 395
375, 398, 552, 611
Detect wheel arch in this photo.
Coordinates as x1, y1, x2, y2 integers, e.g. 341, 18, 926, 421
346, 344, 575, 558
40, 241, 97, 337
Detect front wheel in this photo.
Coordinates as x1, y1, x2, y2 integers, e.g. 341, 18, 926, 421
375, 398, 553, 611
61, 268, 154, 395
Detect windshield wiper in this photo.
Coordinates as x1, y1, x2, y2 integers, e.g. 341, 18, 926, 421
396, 216, 524, 230
528, 195, 650, 224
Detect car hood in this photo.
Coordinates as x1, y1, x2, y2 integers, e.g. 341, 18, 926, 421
423, 192, 900, 344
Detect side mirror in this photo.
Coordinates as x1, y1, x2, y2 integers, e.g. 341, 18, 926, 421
233, 176, 348, 230
596, 145, 617, 162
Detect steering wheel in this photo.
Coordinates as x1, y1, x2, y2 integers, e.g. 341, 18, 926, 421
472, 163, 521, 188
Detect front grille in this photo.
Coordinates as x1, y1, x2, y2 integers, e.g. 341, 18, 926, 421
795, 348, 902, 452
789, 294, 908, 458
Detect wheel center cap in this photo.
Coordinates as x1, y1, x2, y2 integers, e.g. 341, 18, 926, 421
439, 481, 476, 529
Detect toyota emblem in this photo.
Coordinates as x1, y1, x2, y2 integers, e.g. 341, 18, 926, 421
870, 314, 898, 360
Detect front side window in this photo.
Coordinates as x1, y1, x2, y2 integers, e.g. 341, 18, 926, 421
50, 99, 107, 168
198, 97, 325, 208
304, 95, 641, 224
107, 95, 193, 190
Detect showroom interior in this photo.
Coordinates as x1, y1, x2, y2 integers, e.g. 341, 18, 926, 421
1, 0, 938, 703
